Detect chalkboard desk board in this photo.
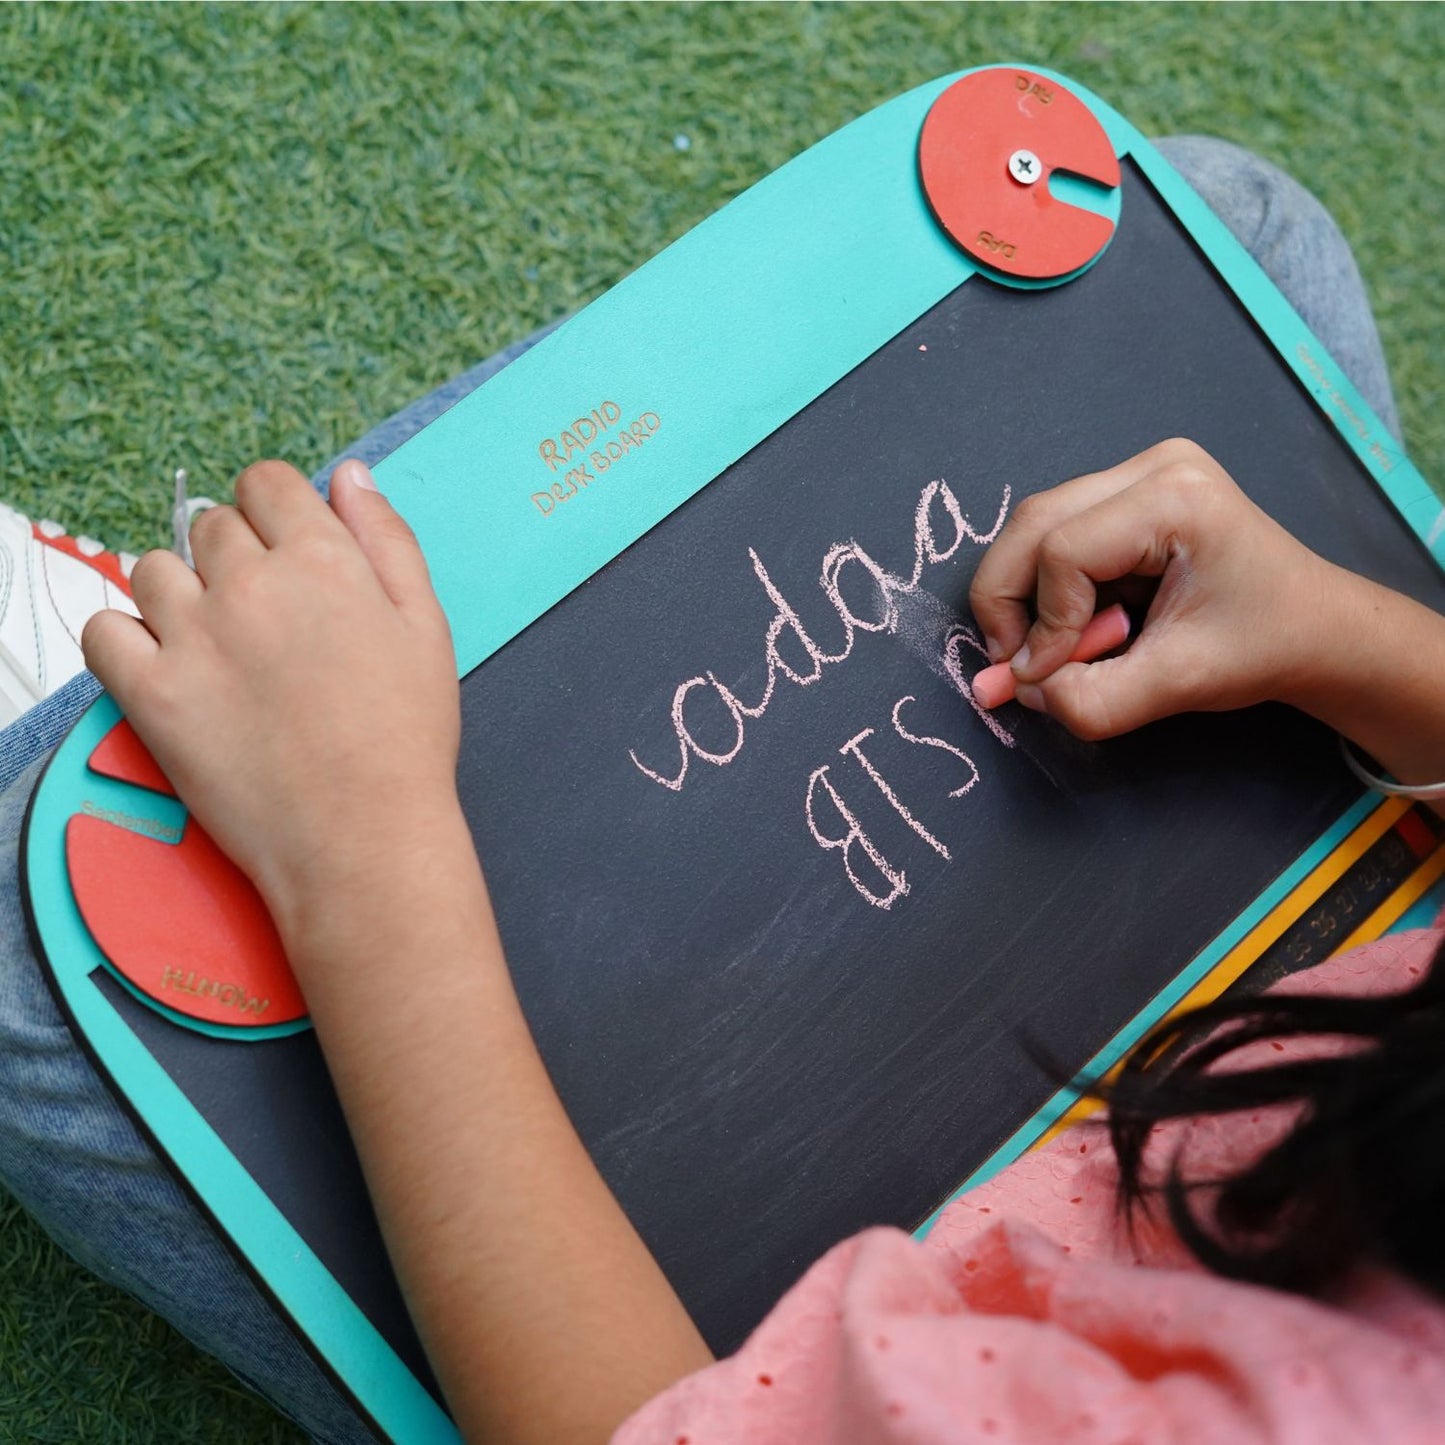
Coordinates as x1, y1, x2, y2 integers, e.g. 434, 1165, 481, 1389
23, 65, 1445, 1443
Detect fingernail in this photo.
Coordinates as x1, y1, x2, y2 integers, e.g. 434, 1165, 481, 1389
984, 634, 1003, 663
1016, 683, 1045, 712
338, 459, 379, 492
1011, 643, 1031, 675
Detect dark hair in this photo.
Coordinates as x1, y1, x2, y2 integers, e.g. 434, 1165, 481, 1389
1105, 933, 1445, 1298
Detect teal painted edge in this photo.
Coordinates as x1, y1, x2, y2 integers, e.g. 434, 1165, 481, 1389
1127, 138, 1445, 561
914, 791, 1380, 1234
25, 698, 458, 1445
1394, 882, 1445, 935
24, 60, 1440, 1425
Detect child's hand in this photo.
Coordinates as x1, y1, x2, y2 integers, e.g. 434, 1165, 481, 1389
82, 459, 461, 942
968, 438, 1335, 739
90, 465, 714, 1434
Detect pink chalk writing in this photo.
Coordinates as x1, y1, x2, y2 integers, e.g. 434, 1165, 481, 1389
629, 479, 1011, 790
942, 624, 1016, 750
806, 764, 910, 911
804, 696, 985, 910
840, 728, 951, 860
891, 696, 979, 798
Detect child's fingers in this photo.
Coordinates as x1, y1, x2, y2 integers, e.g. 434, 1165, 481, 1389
188, 504, 266, 587
328, 460, 441, 615
1012, 484, 1177, 684
1019, 640, 1185, 740
234, 459, 345, 547
81, 608, 159, 708
969, 451, 1166, 661
966, 530, 1037, 662
127, 548, 203, 638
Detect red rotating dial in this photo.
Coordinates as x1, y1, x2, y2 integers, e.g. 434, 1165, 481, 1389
70, 720, 306, 1029
919, 68, 1120, 280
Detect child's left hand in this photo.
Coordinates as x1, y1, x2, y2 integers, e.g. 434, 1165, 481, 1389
82, 458, 463, 945
87, 459, 712, 1442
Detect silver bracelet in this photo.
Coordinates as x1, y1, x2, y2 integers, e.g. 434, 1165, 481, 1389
1339, 735, 1445, 800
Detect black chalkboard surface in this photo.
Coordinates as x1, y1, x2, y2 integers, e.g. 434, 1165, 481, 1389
447, 159, 1445, 1350
81, 158, 1445, 1392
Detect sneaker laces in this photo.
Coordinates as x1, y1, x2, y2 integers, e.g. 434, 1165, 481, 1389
25, 467, 216, 588
171, 468, 215, 568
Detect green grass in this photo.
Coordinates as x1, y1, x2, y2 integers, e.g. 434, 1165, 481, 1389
0, 1, 1440, 1438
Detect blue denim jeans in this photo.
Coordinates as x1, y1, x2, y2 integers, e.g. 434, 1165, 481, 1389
0, 138, 1406, 1442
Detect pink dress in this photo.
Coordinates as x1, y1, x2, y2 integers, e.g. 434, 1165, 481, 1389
616, 919, 1445, 1444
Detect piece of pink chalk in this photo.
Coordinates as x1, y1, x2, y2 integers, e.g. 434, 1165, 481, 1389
971, 603, 1132, 709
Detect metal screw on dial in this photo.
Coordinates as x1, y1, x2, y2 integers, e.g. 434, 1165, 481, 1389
1007, 149, 1042, 185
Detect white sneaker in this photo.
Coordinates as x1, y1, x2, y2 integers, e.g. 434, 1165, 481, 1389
0, 504, 141, 727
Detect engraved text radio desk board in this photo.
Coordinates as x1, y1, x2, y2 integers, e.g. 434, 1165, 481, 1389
23, 67, 1445, 1442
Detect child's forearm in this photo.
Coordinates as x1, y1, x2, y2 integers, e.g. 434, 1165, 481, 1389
281, 806, 711, 1444
78, 459, 711, 1438
1285, 564, 1445, 801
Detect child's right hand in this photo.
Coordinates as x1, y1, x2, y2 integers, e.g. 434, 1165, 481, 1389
969, 438, 1339, 739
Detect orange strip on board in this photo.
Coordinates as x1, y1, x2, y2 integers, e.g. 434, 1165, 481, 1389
1331, 844, 1445, 959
